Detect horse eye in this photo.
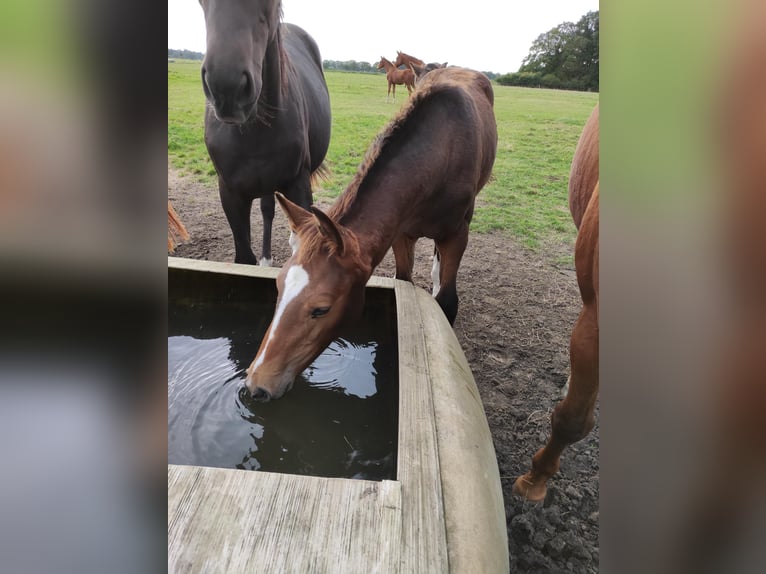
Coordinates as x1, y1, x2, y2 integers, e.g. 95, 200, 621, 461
311, 307, 330, 319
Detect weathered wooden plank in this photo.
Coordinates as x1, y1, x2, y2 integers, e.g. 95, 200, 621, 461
168, 465, 401, 574
167, 256, 395, 290
394, 280, 450, 573
416, 288, 510, 572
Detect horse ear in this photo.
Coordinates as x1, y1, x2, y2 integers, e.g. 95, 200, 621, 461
442, 62, 448, 68
310, 206, 344, 255
275, 192, 312, 231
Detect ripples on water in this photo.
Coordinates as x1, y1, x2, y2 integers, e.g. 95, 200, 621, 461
168, 286, 398, 481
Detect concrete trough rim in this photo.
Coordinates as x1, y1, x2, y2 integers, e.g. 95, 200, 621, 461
168, 256, 508, 572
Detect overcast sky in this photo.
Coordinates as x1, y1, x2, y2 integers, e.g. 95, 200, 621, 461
168, 1, 599, 75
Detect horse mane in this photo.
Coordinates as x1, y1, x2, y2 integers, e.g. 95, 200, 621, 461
329, 68, 493, 220
256, 2, 291, 119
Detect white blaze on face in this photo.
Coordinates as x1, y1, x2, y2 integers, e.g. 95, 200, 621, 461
431, 252, 441, 297
252, 264, 310, 371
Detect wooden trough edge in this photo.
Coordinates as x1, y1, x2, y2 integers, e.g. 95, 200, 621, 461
167, 256, 508, 572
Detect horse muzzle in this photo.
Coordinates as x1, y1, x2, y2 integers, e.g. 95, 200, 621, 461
202, 67, 259, 125
245, 370, 295, 402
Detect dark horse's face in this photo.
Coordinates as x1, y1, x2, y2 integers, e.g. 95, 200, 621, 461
199, 0, 281, 124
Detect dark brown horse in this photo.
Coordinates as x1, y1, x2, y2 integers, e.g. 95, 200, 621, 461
409, 62, 449, 85
377, 56, 415, 103
245, 67, 497, 401
199, 0, 331, 265
513, 104, 599, 501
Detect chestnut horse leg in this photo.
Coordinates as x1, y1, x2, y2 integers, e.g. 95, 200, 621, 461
514, 188, 599, 502
434, 223, 470, 325
392, 235, 417, 282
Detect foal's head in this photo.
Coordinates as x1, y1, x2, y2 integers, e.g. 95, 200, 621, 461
245, 194, 371, 401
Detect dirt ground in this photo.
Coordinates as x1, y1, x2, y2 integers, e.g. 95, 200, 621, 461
169, 168, 599, 573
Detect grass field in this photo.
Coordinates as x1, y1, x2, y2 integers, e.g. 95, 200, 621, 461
168, 60, 598, 249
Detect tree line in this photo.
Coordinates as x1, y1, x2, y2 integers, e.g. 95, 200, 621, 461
168, 49, 203, 60
496, 10, 599, 92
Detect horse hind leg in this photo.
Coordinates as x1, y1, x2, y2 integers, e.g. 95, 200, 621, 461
513, 205, 599, 501
513, 300, 599, 502
433, 225, 469, 325
391, 235, 417, 282
219, 178, 258, 265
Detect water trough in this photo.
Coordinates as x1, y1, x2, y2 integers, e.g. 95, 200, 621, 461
168, 256, 508, 572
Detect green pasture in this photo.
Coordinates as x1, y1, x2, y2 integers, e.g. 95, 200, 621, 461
168, 59, 598, 250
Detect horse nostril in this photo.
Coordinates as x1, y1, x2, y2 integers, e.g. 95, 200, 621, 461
240, 71, 254, 101
251, 386, 271, 402
201, 67, 213, 101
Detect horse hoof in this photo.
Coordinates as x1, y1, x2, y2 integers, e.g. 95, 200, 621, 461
512, 473, 548, 503
259, 257, 273, 267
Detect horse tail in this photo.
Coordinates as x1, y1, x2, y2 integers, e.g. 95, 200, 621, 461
168, 201, 189, 253
310, 162, 331, 189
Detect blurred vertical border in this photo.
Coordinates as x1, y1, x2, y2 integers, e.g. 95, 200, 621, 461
602, 0, 765, 572
0, 0, 166, 572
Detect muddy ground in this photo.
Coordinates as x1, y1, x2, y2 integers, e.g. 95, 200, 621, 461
169, 169, 599, 573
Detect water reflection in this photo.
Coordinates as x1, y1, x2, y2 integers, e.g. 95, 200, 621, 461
168, 290, 398, 481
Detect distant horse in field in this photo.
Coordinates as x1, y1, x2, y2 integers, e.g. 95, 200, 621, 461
199, 0, 331, 265
393, 51, 425, 69
245, 67, 498, 401
394, 51, 447, 77
513, 104, 599, 502
167, 201, 189, 253
377, 56, 415, 103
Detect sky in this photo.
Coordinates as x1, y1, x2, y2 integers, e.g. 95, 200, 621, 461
168, 1, 599, 75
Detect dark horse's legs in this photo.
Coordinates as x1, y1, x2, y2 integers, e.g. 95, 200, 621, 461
259, 194, 275, 266
434, 223, 469, 326
219, 178, 258, 265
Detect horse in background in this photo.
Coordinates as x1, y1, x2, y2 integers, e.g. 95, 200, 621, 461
168, 201, 189, 253
377, 56, 415, 103
199, 0, 331, 265
513, 104, 599, 502
395, 50, 448, 76
245, 67, 497, 401
410, 61, 449, 85
394, 51, 425, 69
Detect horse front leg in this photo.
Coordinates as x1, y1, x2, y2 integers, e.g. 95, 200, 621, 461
219, 178, 257, 265
434, 224, 469, 325
391, 235, 417, 282
258, 194, 275, 266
